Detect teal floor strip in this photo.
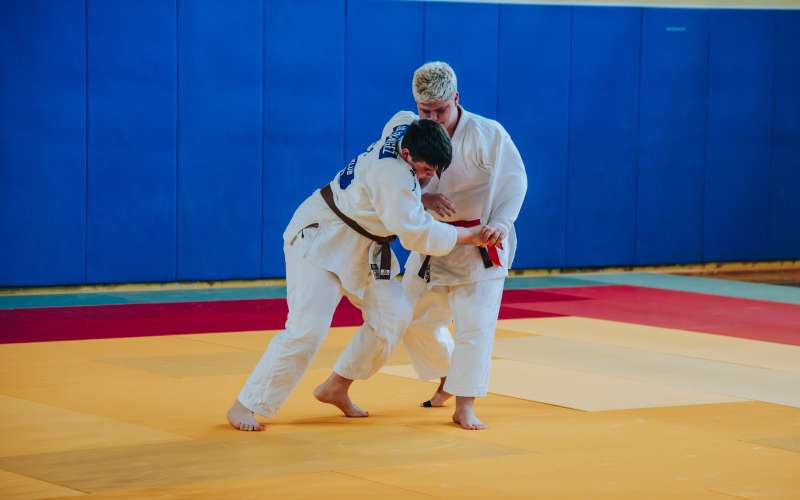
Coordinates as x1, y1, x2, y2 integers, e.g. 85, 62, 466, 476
0, 286, 287, 310
0, 276, 603, 309
2, 272, 798, 309
580, 272, 800, 305
503, 275, 607, 289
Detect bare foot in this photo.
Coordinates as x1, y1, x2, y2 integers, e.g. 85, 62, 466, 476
422, 389, 452, 407
452, 411, 487, 430
421, 377, 452, 407
452, 396, 487, 430
227, 399, 264, 431
314, 373, 369, 418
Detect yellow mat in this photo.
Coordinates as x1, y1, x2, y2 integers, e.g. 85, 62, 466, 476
490, 331, 800, 408
0, 470, 84, 500
499, 316, 800, 373
381, 360, 745, 411
1, 324, 799, 500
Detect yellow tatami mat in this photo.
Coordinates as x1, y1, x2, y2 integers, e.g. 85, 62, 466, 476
489, 335, 800, 407
499, 316, 800, 372
0, 395, 188, 458
1, 322, 799, 499
0, 470, 83, 500
381, 359, 746, 411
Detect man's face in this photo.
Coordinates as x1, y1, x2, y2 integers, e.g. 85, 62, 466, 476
416, 93, 459, 135
401, 148, 437, 188
411, 159, 437, 188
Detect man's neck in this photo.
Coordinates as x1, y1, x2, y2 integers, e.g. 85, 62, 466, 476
448, 106, 462, 138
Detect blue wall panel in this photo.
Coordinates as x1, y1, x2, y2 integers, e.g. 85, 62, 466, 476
3, 5, 800, 288
704, 11, 774, 262
424, 1, 499, 119
636, 9, 708, 265
86, 0, 177, 283
263, 0, 345, 278
566, 7, 641, 267
768, 11, 800, 260
498, 5, 571, 269
346, 0, 423, 271
345, 0, 423, 163
0, 0, 86, 286
178, 0, 262, 280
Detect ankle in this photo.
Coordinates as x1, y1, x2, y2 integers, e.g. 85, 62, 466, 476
320, 372, 353, 392
455, 396, 476, 412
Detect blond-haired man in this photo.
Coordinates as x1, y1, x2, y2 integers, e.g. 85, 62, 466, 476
407, 61, 527, 429
336, 62, 527, 430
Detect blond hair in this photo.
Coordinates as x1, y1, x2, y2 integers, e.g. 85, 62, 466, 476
412, 61, 457, 103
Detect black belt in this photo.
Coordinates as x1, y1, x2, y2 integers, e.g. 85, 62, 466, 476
417, 219, 497, 282
320, 184, 397, 280
417, 249, 494, 282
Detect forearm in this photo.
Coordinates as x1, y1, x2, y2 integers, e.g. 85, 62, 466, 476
455, 226, 482, 246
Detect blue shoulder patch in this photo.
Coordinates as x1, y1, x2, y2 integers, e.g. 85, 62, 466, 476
378, 124, 409, 159
338, 157, 356, 189
337, 141, 377, 190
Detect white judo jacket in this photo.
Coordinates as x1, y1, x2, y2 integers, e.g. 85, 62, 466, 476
405, 106, 528, 287
282, 111, 458, 298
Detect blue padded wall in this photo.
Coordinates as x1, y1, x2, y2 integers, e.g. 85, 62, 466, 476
498, 5, 571, 269
424, 1, 499, 119
3, 3, 799, 288
768, 11, 800, 260
345, 0, 423, 163
86, 0, 177, 283
345, 0, 423, 271
177, 0, 262, 280
0, 0, 86, 286
636, 9, 708, 265
703, 10, 774, 262
263, 0, 345, 278
566, 7, 641, 267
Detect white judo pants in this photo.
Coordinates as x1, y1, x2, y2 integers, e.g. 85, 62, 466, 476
401, 274, 505, 397
237, 235, 412, 418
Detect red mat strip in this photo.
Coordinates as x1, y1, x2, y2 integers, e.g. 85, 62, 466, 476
0, 290, 568, 344
504, 285, 800, 346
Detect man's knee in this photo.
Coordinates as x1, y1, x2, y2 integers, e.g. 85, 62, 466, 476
280, 318, 330, 353
454, 326, 495, 350
378, 295, 414, 342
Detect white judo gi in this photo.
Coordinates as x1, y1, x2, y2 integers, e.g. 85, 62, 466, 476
339, 106, 527, 397
238, 112, 458, 418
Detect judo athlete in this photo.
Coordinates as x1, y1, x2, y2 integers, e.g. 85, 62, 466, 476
227, 115, 488, 431
335, 61, 528, 430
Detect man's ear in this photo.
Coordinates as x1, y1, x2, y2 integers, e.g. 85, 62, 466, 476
400, 147, 410, 162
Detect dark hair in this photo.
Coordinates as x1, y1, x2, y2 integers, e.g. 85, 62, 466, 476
401, 119, 452, 176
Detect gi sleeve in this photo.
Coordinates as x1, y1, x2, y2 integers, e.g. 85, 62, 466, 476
369, 161, 458, 257
476, 123, 528, 236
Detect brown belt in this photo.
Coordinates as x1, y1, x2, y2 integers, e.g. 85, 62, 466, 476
319, 184, 396, 280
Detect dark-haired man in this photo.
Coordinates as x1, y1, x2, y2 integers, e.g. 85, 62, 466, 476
227, 114, 488, 431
